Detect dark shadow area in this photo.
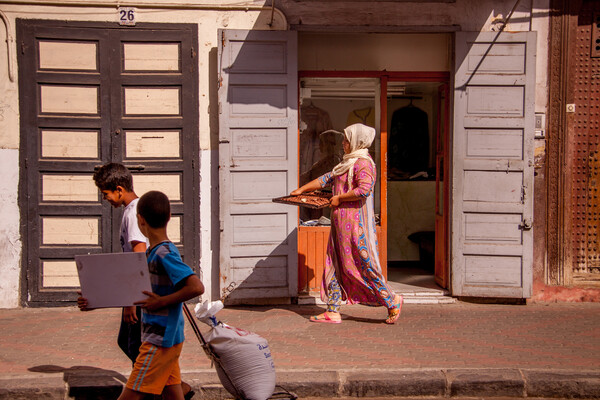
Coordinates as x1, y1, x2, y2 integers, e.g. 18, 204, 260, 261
29, 365, 126, 400
457, 297, 527, 305
387, 261, 440, 291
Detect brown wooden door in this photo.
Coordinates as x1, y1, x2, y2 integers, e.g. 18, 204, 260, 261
17, 20, 199, 306
568, 3, 600, 286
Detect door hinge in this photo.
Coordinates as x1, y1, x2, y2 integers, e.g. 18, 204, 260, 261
191, 46, 196, 58
519, 218, 533, 231
218, 102, 222, 114
20, 41, 25, 54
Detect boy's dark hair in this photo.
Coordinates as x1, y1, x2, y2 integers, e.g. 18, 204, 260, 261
137, 191, 171, 228
93, 163, 134, 192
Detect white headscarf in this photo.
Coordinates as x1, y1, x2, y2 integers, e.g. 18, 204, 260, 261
331, 123, 376, 189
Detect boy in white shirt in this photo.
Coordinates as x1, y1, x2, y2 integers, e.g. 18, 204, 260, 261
93, 163, 148, 363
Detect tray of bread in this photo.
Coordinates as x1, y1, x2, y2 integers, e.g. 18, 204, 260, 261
272, 190, 332, 209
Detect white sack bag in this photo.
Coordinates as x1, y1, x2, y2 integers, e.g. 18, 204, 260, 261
206, 323, 276, 400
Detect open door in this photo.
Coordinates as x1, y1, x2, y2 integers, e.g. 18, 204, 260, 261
452, 32, 536, 298
435, 83, 449, 288
218, 29, 298, 302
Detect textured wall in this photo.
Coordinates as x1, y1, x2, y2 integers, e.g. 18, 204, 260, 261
0, 149, 21, 308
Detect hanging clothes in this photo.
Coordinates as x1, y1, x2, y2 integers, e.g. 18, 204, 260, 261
346, 107, 375, 128
388, 102, 429, 177
299, 103, 333, 182
299, 103, 334, 222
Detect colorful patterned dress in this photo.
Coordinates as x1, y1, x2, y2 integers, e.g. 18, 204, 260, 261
318, 157, 396, 311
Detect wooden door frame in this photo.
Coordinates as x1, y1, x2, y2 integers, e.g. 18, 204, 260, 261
298, 70, 450, 278
546, 0, 580, 286
434, 82, 451, 288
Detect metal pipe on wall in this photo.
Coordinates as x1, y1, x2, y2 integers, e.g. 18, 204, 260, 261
0, 10, 15, 82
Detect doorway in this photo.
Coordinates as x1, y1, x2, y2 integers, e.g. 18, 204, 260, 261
385, 80, 450, 300
296, 73, 450, 300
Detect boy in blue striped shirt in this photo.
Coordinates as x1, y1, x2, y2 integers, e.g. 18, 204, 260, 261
121, 190, 204, 400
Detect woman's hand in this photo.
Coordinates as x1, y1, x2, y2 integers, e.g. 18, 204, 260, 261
291, 177, 323, 196
330, 195, 341, 207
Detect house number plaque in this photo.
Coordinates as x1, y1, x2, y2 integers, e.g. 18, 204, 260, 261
118, 7, 136, 26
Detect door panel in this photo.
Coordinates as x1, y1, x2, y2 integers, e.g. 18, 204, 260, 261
219, 29, 298, 302
452, 32, 536, 298
569, 5, 600, 285
17, 20, 198, 305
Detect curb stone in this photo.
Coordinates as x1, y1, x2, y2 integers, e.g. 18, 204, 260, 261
445, 368, 525, 397
275, 371, 340, 398
523, 370, 600, 399
1, 369, 600, 399
66, 369, 125, 399
343, 370, 446, 398
0, 375, 65, 400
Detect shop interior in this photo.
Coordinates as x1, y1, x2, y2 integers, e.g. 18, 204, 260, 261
299, 77, 446, 293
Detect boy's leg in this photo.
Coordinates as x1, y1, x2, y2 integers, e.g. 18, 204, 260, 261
117, 387, 147, 400
181, 381, 194, 399
118, 306, 142, 364
162, 384, 184, 400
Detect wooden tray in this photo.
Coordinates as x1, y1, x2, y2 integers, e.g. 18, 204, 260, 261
272, 191, 332, 209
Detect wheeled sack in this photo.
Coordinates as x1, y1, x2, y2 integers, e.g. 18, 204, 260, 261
183, 301, 292, 400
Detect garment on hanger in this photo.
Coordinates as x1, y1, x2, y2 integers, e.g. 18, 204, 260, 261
300, 103, 333, 180
346, 107, 375, 128
301, 129, 344, 185
388, 101, 429, 177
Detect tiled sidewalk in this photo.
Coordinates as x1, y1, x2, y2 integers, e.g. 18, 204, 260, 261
0, 302, 598, 398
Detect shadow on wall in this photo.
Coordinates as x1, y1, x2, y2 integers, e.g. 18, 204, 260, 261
219, 230, 298, 306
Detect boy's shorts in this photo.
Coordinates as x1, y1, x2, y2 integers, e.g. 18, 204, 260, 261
126, 341, 183, 395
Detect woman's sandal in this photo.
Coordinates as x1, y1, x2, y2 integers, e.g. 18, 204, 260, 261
309, 312, 342, 324
385, 294, 404, 324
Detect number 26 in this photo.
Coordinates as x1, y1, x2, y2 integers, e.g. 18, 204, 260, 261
120, 10, 134, 22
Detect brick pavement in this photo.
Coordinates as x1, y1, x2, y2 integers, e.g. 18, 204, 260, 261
0, 301, 599, 398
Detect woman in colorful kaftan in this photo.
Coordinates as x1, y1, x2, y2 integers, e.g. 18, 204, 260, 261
291, 123, 403, 324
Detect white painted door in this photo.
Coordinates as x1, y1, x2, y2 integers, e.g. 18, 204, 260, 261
452, 32, 536, 298
218, 29, 298, 301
